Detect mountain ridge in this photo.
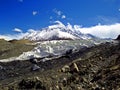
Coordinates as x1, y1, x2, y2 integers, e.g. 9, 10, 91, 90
23, 21, 98, 41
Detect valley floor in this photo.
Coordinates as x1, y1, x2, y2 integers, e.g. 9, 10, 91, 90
0, 41, 120, 90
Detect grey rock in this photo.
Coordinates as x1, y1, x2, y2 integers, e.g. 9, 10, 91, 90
31, 64, 40, 71
0, 65, 4, 70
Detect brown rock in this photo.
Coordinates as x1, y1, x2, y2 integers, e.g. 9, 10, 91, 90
70, 63, 79, 73
61, 65, 70, 73
110, 65, 120, 70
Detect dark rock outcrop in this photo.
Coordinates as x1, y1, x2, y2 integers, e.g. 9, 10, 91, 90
18, 77, 46, 90
116, 34, 120, 40
31, 64, 40, 71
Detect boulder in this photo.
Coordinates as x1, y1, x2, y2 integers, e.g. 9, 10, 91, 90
31, 64, 40, 71
0, 65, 5, 70
69, 63, 79, 73
61, 65, 70, 73
30, 58, 38, 64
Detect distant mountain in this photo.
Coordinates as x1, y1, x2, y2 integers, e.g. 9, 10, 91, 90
23, 21, 98, 41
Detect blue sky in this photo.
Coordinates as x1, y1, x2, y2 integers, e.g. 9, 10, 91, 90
0, 0, 120, 39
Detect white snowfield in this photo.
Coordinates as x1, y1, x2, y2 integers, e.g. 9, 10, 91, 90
23, 21, 97, 41
0, 39, 110, 62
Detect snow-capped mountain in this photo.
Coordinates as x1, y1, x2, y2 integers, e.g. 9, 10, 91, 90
23, 21, 97, 41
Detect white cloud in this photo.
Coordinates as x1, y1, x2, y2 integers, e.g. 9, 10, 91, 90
53, 9, 67, 19
51, 21, 120, 39
28, 29, 36, 33
0, 35, 13, 40
0, 33, 26, 41
13, 28, 22, 33
77, 23, 120, 39
49, 21, 120, 39
62, 15, 66, 19
57, 11, 62, 16
119, 8, 120, 11
32, 11, 38, 16
53, 9, 62, 16
0, 29, 36, 40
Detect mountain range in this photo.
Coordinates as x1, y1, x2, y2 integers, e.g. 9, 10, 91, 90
0, 20, 120, 89
23, 21, 97, 41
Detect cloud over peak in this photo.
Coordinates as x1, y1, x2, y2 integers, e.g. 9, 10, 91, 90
0, 21, 120, 40
78, 23, 120, 39
52, 21, 120, 39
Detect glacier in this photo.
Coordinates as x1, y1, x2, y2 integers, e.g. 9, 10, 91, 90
0, 39, 110, 62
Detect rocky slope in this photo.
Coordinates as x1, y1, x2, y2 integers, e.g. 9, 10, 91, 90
0, 39, 108, 62
0, 40, 119, 90
0, 39, 35, 59
116, 34, 120, 40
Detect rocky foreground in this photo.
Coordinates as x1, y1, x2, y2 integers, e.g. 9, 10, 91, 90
0, 40, 120, 90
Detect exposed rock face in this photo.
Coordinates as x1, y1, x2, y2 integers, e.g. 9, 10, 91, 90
116, 34, 120, 40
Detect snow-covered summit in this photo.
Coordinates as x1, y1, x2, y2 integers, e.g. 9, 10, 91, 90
23, 21, 97, 41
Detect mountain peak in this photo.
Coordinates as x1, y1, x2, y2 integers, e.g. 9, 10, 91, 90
23, 21, 97, 41
48, 21, 66, 29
